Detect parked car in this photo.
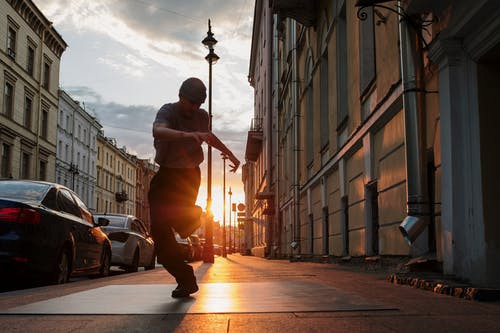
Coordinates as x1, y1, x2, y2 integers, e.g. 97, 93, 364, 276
0, 180, 111, 284
94, 214, 156, 272
175, 232, 194, 262
189, 234, 203, 260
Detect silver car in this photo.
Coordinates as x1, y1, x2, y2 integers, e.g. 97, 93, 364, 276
94, 214, 156, 272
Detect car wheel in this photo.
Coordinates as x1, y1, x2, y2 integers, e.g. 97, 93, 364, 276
99, 248, 111, 277
51, 248, 70, 284
126, 249, 139, 272
145, 254, 156, 270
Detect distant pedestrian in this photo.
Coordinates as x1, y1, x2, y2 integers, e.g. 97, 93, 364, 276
149, 77, 240, 298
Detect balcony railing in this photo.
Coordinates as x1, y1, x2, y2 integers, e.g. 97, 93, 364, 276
245, 117, 263, 161
115, 190, 128, 202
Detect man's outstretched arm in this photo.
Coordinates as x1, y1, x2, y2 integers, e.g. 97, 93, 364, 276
205, 132, 240, 172
153, 123, 207, 143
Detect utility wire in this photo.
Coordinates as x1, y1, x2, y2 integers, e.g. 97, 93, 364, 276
130, 0, 205, 23
100, 123, 151, 134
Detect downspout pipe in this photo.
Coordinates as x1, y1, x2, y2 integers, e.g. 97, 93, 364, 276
291, 20, 301, 255
398, 4, 429, 245
266, 3, 274, 257
272, 13, 280, 258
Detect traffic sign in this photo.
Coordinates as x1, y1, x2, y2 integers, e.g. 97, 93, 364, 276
237, 212, 245, 217
237, 203, 246, 211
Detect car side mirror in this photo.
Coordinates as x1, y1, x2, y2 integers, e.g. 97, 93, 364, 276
96, 217, 110, 227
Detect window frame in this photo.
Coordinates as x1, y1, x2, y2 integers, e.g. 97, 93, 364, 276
1, 143, 12, 178
4, 81, 14, 118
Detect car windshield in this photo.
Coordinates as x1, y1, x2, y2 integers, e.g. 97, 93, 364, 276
0, 181, 49, 202
96, 215, 127, 229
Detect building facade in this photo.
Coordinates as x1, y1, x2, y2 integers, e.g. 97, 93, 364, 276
244, 0, 276, 257
0, 0, 66, 181
244, 0, 500, 287
135, 158, 157, 232
56, 90, 101, 211
96, 134, 137, 216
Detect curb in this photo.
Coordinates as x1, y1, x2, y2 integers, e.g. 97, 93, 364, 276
387, 274, 500, 302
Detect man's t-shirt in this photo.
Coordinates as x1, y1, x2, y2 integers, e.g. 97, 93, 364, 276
153, 103, 209, 168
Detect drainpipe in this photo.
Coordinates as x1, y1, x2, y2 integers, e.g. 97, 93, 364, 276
272, 12, 280, 258
398, 4, 429, 245
35, 25, 49, 180
291, 20, 301, 255
266, 5, 274, 257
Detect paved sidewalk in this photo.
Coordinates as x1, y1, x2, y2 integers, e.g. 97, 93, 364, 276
1, 254, 499, 332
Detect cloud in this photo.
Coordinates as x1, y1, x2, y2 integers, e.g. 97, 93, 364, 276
38, 0, 254, 77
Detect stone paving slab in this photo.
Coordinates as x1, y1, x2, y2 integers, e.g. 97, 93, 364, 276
3, 281, 396, 315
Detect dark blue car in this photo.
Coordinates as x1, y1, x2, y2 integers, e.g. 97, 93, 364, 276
0, 180, 111, 284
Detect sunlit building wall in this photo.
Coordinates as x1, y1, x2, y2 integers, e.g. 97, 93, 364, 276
136, 158, 157, 232
95, 133, 137, 216
248, 0, 500, 287
274, 0, 416, 259
0, 0, 66, 181
245, 0, 276, 257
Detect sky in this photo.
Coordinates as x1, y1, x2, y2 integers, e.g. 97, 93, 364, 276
36, 0, 255, 223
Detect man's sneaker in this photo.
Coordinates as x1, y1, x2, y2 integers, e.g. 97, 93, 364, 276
171, 282, 199, 298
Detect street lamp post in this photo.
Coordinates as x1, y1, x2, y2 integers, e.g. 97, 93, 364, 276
222, 154, 227, 258
202, 19, 219, 263
228, 186, 232, 253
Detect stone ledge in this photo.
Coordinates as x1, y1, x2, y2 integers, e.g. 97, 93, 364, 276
387, 273, 500, 302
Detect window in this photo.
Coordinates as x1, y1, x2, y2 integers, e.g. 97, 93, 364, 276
72, 191, 92, 224
4, 82, 14, 117
59, 110, 63, 126
41, 109, 48, 139
42, 188, 58, 210
43, 60, 51, 90
65, 144, 69, 162
336, 4, 349, 148
83, 155, 86, 172
57, 189, 81, 217
83, 129, 86, 144
27, 45, 35, 76
359, 6, 376, 96
305, 53, 314, 166
1, 144, 11, 178
21, 152, 30, 179
58, 140, 62, 157
78, 124, 81, 140
7, 27, 16, 59
77, 152, 80, 166
320, 52, 329, 150
39, 160, 47, 181
66, 115, 70, 131
24, 96, 32, 129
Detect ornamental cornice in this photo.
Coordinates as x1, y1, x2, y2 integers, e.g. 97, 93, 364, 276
428, 38, 464, 70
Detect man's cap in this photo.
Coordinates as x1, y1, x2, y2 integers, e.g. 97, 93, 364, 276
179, 77, 207, 105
